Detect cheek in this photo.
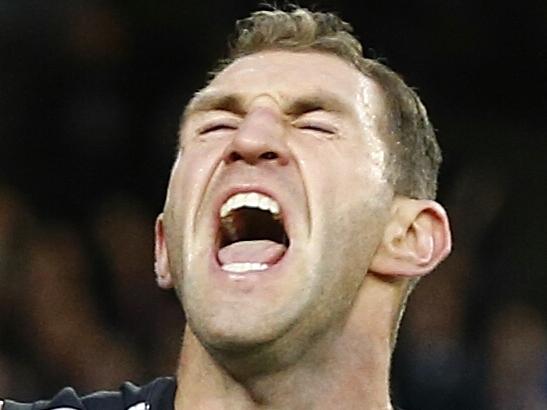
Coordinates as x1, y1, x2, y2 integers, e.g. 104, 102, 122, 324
167, 143, 226, 207
179, 144, 223, 185
306, 147, 387, 208
298, 139, 391, 259
163, 143, 226, 256
343, 142, 391, 211
293, 131, 387, 184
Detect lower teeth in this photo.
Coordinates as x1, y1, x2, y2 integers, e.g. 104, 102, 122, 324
221, 262, 269, 273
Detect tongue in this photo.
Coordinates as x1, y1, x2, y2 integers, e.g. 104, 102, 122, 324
218, 240, 287, 265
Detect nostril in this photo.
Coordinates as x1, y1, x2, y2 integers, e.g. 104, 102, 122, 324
260, 151, 278, 160
225, 150, 281, 164
228, 152, 243, 162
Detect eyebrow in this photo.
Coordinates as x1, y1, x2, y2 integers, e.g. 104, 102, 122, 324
288, 94, 347, 115
183, 92, 246, 119
183, 89, 349, 119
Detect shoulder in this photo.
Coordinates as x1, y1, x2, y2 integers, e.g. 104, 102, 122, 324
2, 377, 176, 410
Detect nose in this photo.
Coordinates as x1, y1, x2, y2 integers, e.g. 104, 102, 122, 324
222, 107, 290, 166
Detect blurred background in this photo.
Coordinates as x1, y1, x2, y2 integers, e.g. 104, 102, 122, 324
1, 1, 546, 409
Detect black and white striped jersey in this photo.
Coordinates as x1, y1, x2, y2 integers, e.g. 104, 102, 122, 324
2, 377, 176, 410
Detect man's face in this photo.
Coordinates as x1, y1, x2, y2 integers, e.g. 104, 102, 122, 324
162, 51, 394, 353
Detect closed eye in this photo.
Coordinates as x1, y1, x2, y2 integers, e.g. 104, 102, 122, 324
199, 122, 238, 135
298, 123, 336, 134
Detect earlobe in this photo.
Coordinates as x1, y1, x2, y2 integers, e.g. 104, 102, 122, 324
155, 214, 174, 289
370, 197, 452, 278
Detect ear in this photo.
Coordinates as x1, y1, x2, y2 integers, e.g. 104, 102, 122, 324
154, 214, 174, 289
369, 197, 452, 278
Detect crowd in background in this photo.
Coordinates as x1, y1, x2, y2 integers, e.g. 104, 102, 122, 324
1, 1, 546, 409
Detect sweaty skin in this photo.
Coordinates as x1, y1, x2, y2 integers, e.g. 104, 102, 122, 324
155, 50, 451, 409
166, 50, 392, 349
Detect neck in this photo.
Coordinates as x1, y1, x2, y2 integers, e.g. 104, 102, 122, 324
175, 275, 401, 410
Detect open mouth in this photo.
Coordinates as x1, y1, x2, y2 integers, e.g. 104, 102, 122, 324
217, 192, 289, 273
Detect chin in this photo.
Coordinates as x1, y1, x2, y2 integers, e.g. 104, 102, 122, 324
180, 242, 318, 341
188, 308, 298, 352
183, 276, 314, 353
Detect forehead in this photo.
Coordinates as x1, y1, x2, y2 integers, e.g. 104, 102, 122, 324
195, 50, 385, 114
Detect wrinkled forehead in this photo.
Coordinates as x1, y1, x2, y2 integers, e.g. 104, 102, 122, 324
185, 50, 387, 119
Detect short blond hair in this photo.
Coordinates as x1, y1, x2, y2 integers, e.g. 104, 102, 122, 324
214, 6, 441, 200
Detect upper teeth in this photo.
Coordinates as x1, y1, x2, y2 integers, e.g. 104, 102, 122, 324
220, 192, 280, 218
